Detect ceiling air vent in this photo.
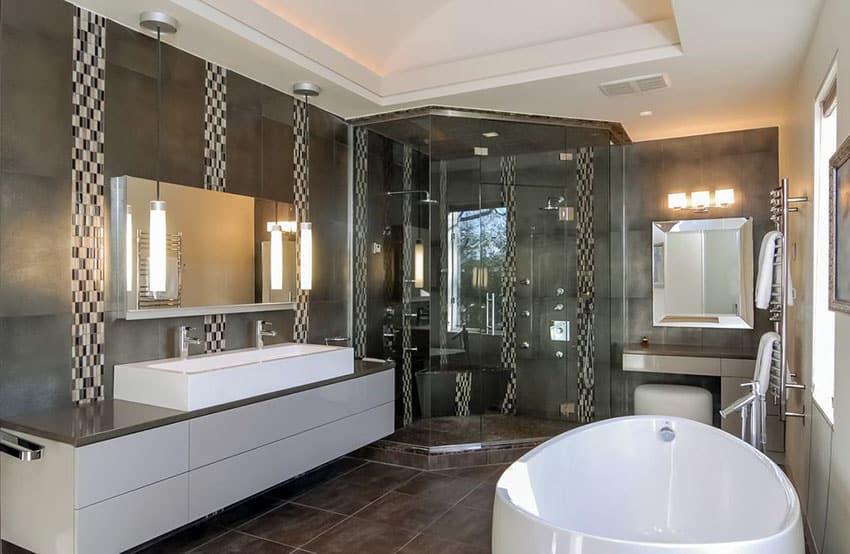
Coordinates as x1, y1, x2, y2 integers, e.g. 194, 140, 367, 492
599, 73, 671, 96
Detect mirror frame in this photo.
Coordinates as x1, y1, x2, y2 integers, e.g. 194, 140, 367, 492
110, 176, 295, 320
651, 216, 754, 329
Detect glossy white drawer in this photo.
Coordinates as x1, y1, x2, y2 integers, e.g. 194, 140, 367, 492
75, 474, 188, 554
189, 401, 394, 520
74, 422, 189, 508
189, 369, 394, 469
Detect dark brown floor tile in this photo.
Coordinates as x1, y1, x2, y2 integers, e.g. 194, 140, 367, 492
238, 503, 345, 547
215, 494, 285, 528
131, 520, 228, 553
303, 517, 416, 554
334, 462, 420, 491
354, 491, 452, 532
399, 533, 490, 554
266, 457, 367, 500
432, 465, 501, 481
191, 531, 293, 553
293, 479, 387, 515
396, 472, 479, 504
424, 505, 492, 548
458, 482, 496, 512
483, 465, 509, 483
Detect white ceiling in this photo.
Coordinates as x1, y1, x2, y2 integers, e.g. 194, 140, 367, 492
76, 0, 823, 140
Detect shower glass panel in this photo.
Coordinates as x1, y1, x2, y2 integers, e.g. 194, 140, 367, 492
354, 111, 612, 450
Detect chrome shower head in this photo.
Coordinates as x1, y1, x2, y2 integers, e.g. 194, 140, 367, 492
385, 190, 439, 205
540, 196, 565, 211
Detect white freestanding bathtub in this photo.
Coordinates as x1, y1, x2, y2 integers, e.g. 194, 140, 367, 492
493, 416, 803, 553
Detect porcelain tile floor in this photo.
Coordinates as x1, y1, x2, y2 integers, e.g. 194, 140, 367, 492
129, 457, 504, 554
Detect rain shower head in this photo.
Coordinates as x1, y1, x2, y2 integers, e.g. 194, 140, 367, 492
386, 190, 439, 205
540, 196, 565, 211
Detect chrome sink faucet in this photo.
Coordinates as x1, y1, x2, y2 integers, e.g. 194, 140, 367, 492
255, 320, 277, 349
178, 326, 202, 359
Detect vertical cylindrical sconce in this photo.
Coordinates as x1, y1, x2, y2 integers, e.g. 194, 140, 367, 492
126, 205, 134, 292
148, 200, 167, 292
414, 239, 425, 288
300, 222, 312, 290
270, 223, 284, 290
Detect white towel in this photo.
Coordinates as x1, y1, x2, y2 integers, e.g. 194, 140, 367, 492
754, 331, 780, 394
756, 231, 782, 310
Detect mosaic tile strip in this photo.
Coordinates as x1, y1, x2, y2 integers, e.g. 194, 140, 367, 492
203, 61, 227, 192
499, 156, 518, 414
71, 7, 107, 403
439, 160, 449, 369
576, 147, 596, 423
202, 62, 228, 349
203, 314, 226, 353
401, 144, 414, 426
293, 97, 310, 343
455, 371, 472, 417
353, 127, 369, 358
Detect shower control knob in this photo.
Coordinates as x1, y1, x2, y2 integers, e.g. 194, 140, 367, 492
520, 342, 530, 349
555, 287, 565, 296
554, 303, 564, 311
555, 351, 564, 359
519, 278, 531, 286
520, 310, 531, 318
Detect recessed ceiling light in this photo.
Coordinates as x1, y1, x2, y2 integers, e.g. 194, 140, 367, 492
639, 110, 653, 117
482, 131, 499, 138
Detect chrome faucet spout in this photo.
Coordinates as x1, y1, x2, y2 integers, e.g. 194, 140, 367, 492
255, 320, 277, 349
178, 326, 202, 359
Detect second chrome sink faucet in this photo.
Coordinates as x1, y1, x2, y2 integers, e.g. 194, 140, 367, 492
179, 325, 202, 359
255, 320, 277, 349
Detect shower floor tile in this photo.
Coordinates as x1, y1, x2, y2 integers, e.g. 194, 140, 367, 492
383, 414, 579, 447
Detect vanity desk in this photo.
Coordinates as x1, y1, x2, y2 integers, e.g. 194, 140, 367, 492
622, 343, 782, 451
0, 359, 395, 554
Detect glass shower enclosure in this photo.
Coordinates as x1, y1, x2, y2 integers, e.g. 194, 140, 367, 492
351, 109, 613, 451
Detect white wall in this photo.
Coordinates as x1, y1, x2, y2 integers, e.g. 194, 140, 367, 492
781, 0, 850, 551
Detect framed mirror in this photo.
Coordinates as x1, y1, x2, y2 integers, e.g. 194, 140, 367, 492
651, 217, 754, 328
111, 176, 297, 319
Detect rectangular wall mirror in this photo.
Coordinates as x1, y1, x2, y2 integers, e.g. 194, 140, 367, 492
111, 176, 296, 319
651, 217, 754, 329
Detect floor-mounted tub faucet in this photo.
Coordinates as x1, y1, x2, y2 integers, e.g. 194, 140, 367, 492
178, 326, 202, 359
255, 320, 276, 349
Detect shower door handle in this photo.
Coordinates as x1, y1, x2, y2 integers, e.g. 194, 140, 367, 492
484, 293, 497, 335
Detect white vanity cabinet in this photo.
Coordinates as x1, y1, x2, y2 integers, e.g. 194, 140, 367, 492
0, 369, 394, 554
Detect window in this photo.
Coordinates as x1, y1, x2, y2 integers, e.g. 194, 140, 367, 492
447, 207, 506, 333
812, 62, 837, 423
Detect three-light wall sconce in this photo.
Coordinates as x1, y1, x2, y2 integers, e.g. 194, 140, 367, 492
667, 189, 735, 212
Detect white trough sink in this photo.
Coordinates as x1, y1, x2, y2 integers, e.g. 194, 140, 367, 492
114, 343, 354, 411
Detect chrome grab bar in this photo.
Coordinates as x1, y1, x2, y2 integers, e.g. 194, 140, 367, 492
0, 431, 44, 461
324, 336, 351, 346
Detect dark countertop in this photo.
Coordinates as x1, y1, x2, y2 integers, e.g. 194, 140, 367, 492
0, 359, 395, 448
623, 342, 757, 360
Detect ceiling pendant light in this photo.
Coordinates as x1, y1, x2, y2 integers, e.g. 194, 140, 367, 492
140, 12, 178, 293
292, 82, 320, 293
414, 239, 425, 289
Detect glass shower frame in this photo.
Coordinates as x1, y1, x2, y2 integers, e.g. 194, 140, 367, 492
352, 108, 614, 451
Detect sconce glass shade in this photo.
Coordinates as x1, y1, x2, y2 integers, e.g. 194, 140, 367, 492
691, 190, 711, 208
300, 222, 312, 291
414, 239, 425, 288
715, 188, 735, 206
266, 221, 297, 233
148, 200, 167, 292
270, 223, 283, 290
126, 206, 134, 292
667, 193, 688, 209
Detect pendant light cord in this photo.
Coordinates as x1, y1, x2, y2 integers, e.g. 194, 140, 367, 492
155, 26, 162, 201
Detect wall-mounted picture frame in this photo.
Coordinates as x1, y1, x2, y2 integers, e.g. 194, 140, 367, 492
829, 133, 850, 313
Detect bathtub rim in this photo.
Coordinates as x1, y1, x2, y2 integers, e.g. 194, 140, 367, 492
493, 415, 801, 549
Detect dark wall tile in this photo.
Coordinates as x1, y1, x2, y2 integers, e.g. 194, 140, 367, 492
0, 172, 70, 316
1, 10, 72, 179
104, 62, 157, 180
261, 117, 294, 202
226, 106, 261, 197
0, 313, 73, 417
